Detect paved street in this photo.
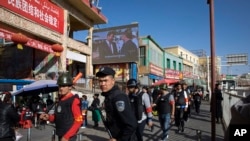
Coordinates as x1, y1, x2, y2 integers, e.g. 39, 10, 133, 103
18, 100, 224, 141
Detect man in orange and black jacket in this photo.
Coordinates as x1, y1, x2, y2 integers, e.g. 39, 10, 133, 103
40, 72, 83, 141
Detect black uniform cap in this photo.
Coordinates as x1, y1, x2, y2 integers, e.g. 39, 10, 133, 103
96, 67, 115, 77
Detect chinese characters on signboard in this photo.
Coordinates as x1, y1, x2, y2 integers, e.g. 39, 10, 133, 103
0, 0, 64, 33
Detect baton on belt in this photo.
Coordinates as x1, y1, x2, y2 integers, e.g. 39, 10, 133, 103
97, 108, 113, 139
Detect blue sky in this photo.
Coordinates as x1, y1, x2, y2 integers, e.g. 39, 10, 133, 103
74, 0, 250, 75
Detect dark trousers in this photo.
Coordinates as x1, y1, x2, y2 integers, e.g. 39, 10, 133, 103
194, 101, 201, 114
136, 119, 147, 141
175, 108, 185, 130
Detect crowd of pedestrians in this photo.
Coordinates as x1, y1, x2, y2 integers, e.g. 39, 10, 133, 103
0, 67, 233, 141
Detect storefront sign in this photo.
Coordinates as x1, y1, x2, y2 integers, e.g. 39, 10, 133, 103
149, 63, 163, 77
0, 28, 53, 53
165, 68, 180, 79
0, 0, 64, 33
183, 71, 193, 78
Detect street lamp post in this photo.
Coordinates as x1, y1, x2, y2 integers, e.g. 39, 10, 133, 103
207, 0, 216, 141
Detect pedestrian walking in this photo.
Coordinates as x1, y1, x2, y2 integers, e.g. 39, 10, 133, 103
90, 93, 101, 128
193, 89, 202, 114
96, 66, 137, 141
215, 83, 223, 124
182, 82, 191, 120
152, 84, 175, 141
40, 72, 83, 141
81, 95, 89, 128
173, 82, 188, 133
0, 91, 20, 141
127, 79, 153, 141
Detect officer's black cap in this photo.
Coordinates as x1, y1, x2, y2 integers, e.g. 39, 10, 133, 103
96, 67, 115, 77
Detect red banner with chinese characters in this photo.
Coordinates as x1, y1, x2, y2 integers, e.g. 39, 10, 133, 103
165, 68, 180, 79
0, 0, 64, 34
183, 71, 193, 78
149, 63, 164, 77
0, 28, 53, 53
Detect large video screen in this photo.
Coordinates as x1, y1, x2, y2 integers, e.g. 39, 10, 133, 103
92, 23, 139, 64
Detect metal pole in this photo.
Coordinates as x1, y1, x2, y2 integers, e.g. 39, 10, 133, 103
208, 0, 216, 140
27, 128, 31, 141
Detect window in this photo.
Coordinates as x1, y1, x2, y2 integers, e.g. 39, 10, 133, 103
173, 61, 176, 70
167, 58, 170, 68
179, 62, 182, 71
139, 46, 146, 66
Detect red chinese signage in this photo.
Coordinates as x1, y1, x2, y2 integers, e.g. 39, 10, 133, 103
0, 28, 53, 53
149, 63, 164, 77
0, 0, 64, 34
183, 71, 193, 78
165, 68, 180, 79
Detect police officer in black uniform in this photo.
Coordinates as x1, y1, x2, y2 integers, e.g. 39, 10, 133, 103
96, 67, 138, 141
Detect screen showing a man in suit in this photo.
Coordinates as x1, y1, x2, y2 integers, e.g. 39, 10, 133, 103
92, 23, 139, 64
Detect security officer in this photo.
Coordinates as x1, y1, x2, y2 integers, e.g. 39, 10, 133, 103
96, 67, 137, 141
173, 82, 188, 133
127, 79, 153, 141
153, 84, 175, 140
40, 72, 83, 141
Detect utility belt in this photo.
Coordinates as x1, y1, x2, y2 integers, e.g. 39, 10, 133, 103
176, 105, 186, 109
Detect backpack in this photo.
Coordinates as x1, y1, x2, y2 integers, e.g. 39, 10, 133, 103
133, 91, 144, 120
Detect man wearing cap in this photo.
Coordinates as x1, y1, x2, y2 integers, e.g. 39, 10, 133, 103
152, 84, 175, 141
126, 78, 153, 141
40, 72, 83, 141
96, 67, 137, 141
173, 82, 188, 133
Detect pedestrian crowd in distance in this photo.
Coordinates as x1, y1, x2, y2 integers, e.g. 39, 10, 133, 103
1, 67, 239, 141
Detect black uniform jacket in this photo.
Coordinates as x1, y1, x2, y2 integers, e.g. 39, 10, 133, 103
102, 85, 137, 141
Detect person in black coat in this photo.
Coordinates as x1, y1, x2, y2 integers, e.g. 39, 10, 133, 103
215, 83, 223, 123
0, 92, 20, 141
90, 93, 101, 127
96, 67, 138, 141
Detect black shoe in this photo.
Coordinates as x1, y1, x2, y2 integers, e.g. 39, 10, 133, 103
181, 128, 184, 132
178, 126, 181, 133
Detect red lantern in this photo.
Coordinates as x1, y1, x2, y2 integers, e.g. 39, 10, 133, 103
51, 44, 64, 56
11, 33, 29, 44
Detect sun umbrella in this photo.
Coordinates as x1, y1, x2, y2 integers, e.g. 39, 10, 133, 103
12, 80, 58, 96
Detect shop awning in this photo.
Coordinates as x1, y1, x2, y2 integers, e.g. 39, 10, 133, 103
0, 79, 34, 85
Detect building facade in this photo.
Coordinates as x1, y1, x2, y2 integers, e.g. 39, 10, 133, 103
164, 51, 183, 80
138, 35, 164, 86
0, 0, 107, 91
164, 45, 199, 80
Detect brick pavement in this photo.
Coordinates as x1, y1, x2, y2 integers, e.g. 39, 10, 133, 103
18, 100, 224, 141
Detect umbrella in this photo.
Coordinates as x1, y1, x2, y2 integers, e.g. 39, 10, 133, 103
12, 80, 58, 96
153, 79, 179, 86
